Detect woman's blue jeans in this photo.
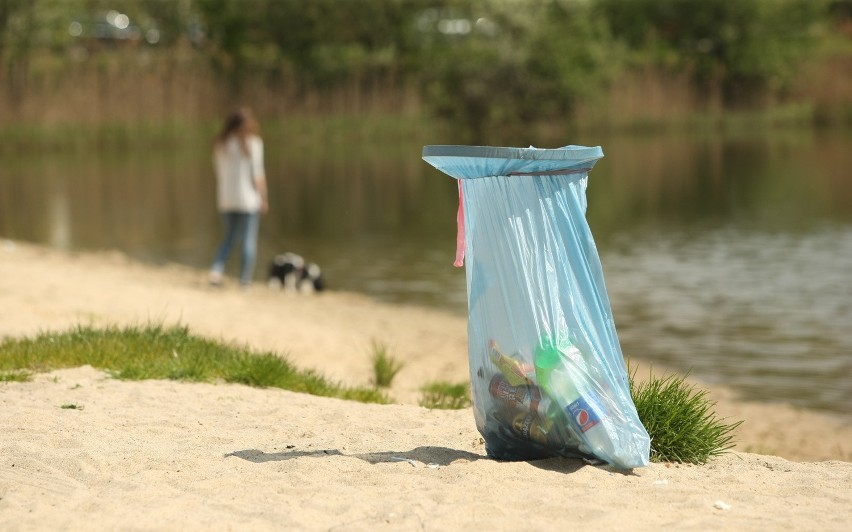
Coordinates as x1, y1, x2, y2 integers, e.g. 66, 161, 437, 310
211, 211, 260, 285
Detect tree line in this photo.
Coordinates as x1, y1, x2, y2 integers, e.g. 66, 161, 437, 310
1, 0, 849, 136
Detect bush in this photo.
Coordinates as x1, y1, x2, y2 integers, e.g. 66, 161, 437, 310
630, 367, 742, 464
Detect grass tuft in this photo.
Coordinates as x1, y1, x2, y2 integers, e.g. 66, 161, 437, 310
0, 324, 389, 404
226, 352, 296, 388
0, 371, 32, 382
630, 366, 743, 464
370, 341, 404, 388
419, 381, 471, 410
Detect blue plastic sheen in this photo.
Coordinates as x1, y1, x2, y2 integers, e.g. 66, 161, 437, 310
422, 145, 650, 469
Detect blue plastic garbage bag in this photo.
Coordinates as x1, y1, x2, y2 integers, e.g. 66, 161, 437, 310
422, 145, 650, 469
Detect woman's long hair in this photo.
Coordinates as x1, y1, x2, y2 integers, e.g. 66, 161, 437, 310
215, 107, 260, 155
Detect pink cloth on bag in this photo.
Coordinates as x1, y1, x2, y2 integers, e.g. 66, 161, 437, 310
454, 181, 465, 267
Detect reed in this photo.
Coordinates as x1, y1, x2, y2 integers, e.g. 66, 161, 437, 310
2, 46, 849, 153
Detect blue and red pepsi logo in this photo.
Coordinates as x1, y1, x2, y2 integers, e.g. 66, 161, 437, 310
566, 396, 602, 433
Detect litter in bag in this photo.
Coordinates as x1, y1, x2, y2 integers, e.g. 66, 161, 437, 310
422, 145, 650, 469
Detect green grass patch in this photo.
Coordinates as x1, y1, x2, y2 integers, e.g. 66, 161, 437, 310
369, 341, 404, 389
419, 381, 471, 410
630, 367, 742, 464
0, 324, 389, 404
0, 371, 32, 382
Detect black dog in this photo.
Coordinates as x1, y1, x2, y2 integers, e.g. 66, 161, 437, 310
267, 252, 325, 293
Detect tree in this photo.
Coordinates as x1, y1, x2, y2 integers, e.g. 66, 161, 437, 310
420, 0, 616, 140
0, 0, 37, 109
593, 0, 824, 105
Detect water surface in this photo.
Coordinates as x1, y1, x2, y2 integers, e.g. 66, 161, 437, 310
1, 128, 850, 418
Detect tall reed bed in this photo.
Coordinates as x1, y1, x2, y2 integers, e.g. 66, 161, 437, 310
2, 48, 849, 154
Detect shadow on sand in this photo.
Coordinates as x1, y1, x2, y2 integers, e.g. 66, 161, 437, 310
225, 446, 484, 466
224, 446, 631, 475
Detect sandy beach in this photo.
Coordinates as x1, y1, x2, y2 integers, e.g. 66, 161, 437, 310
1, 240, 851, 530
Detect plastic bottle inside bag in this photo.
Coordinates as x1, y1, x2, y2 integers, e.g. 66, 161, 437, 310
533, 335, 621, 464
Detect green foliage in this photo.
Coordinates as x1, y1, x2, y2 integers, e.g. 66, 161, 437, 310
225, 352, 294, 388
630, 367, 743, 464
370, 341, 404, 388
0, 324, 389, 404
419, 381, 471, 410
0, 371, 31, 382
422, 35, 528, 141
0, 0, 847, 133
194, 0, 430, 90
524, 1, 620, 109
594, 0, 826, 104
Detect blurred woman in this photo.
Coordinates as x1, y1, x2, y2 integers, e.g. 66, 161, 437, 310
208, 107, 268, 287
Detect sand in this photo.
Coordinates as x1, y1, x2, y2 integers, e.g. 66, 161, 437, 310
1, 240, 850, 530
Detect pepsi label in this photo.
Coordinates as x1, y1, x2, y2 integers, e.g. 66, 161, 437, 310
566, 395, 604, 433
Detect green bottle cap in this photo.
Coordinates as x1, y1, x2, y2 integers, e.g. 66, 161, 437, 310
534, 334, 569, 371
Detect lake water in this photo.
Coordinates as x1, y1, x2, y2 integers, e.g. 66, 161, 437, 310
2, 127, 850, 418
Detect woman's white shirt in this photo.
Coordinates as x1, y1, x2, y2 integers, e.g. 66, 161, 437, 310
214, 134, 265, 212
